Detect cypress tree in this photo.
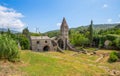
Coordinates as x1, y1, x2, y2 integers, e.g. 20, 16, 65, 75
89, 20, 93, 47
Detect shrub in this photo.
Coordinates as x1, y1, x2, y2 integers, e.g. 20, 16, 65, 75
109, 52, 119, 62
0, 34, 20, 62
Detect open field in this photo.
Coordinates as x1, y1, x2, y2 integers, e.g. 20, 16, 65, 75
0, 50, 120, 76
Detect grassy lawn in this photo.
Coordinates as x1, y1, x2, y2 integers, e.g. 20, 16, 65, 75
0, 50, 120, 76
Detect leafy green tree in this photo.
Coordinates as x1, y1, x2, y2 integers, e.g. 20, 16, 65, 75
114, 37, 120, 49
7, 28, 11, 35
70, 33, 89, 47
99, 28, 120, 35
22, 27, 30, 38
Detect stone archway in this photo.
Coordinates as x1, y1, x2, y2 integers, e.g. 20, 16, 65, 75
43, 46, 50, 51
58, 39, 64, 49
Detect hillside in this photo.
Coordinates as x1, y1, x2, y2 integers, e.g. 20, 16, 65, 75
72, 23, 117, 30
43, 23, 119, 37
115, 24, 120, 28
0, 50, 120, 76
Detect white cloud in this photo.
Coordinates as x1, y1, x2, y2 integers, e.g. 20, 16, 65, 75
0, 5, 25, 30
107, 19, 112, 23
103, 4, 108, 8
57, 23, 61, 26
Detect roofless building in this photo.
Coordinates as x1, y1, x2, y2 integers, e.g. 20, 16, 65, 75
30, 18, 70, 52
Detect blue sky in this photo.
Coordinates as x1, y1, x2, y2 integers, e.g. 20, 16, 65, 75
0, 0, 120, 33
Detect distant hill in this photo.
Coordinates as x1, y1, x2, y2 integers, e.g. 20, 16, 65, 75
0, 28, 19, 33
71, 23, 118, 32
115, 24, 120, 28
43, 23, 119, 37
42, 30, 60, 37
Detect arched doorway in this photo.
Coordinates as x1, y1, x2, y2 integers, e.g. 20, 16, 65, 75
58, 39, 64, 49
43, 46, 50, 51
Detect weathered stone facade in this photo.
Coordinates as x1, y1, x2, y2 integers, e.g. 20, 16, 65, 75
30, 18, 69, 52
30, 36, 55, 52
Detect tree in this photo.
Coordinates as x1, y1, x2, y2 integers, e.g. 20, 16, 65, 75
22, 27, 30, 50
7, 28, 11, 35
22, 27, 30, 38
114, 37, 120, 49
70, 33, 89, 47
88, 20, 93, 46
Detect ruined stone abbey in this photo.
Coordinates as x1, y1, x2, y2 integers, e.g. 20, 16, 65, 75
30, 18, 75, 52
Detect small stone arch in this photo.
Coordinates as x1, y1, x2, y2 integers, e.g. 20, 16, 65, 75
43, 45, 50, 51
58, 39, 64, 49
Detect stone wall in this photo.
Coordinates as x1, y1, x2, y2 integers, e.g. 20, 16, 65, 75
31, 38, 54, 52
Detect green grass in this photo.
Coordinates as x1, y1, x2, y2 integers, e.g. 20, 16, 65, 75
0, 50, 120, 76
19, 50, 106, 76
20, 51, 81, 76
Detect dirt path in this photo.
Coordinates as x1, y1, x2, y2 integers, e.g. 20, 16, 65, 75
95, 54, 104, 62
95, 53, 120, 76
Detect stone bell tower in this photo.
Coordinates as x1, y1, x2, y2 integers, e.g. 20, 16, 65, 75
58, 17, 69, 50
60, 17, 69, 39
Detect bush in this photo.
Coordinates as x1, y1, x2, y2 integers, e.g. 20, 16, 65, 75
109, 52, 119, 62
0, 34, 20, 62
